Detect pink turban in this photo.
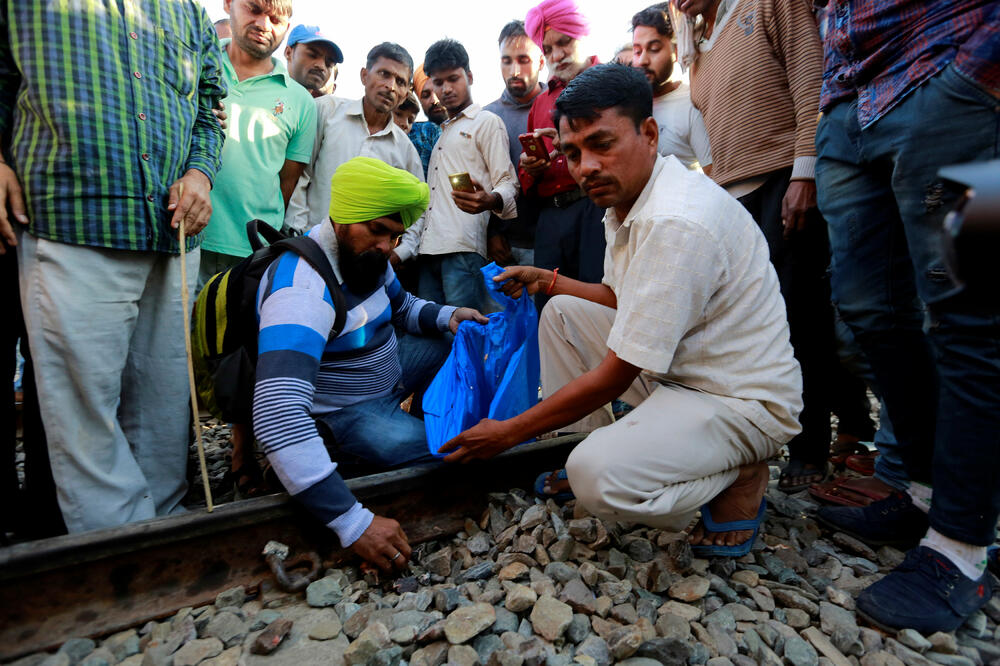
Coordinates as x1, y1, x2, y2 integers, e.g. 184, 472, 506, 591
525, 0, 590, 49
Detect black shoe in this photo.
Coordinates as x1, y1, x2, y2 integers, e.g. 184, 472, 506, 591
816, 491, 928, 548
857, 546, 993, 633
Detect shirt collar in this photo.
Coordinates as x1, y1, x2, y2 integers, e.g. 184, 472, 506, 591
442, 102, 481, 128
606, 155, 666, 230
220, 38, 291, 87
500, 83, 547, 109
347, 97, 397, 137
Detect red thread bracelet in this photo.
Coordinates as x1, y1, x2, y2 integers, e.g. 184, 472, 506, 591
546, 268, 559, 295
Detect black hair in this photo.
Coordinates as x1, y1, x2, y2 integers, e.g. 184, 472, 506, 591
497, 20, 528, 47
631, 3, 673, 38
424, 39, 470, 77
553, 63, 652, 132
398, 94, 419, 114
366, 42, 414, 78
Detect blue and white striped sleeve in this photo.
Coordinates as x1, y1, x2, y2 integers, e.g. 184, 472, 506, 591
384, 268, 457, 335
253, 253, 373, 546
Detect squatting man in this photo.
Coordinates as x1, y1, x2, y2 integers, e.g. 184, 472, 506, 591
442, 64, 804, 557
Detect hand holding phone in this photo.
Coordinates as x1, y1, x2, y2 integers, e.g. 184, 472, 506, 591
449, 172, 475, 193
519, 133, 548, 160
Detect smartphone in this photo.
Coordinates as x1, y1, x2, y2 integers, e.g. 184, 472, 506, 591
449, 172, 475, 193
519, 133, 548, 160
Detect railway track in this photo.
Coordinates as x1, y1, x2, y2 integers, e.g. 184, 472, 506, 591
0, 435, 584, 662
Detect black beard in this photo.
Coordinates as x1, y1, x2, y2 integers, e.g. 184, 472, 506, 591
339, 246, 388, 295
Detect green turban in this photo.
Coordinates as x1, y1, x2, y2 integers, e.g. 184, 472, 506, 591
329, 156, 429, 229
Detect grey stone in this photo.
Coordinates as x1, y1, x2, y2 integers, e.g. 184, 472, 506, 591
558, 578, 597, 615
468, 531, 493, 555
435, 586, 462, 612
618, 660, 665, 666
567, 518, 598, 543
529, 596, 572, 641
543, 562, 578, 584
59, 639, 97, 665
819, 601, 860, 653
654, 613, 690, 641
635, 637, 691, 666
885, 638, 937, 666
783, 636, 820, 666
625, 538, 655, 563
309, 614, 343, 640
371, 646, 403, 666
79, 648, 115, 666
388, 626, 418, 644
785, 608, 811, 629
898, 628, 933, 654
772, 588, 819, 616
566, 614, 590, 644
705, 660, 735, 666
445, 603, 497, 644
493, 607, 519, 634
667, 575, 709, 602
575, 636, 611, 666
202, 611, 247, 649
215, 586, 246, 609
926, 654, 977, 666
104, 629, 141, 661
474, 634, 505, 662
704, 607, 736, 631
859, 652, 906, 666
173, 638, 224, 666
249, 610, 282, 632
461, 562, 496, 583
520, 505, 548, 530
411, 641, 450, 666
305, 576, 344, 608
198, 647, 240, 666
860, 627, 884, 653
516, 618, 533, 638
345, 622, 392, 665
610, 604, 639, 625
424, 547, 453, 577
748, 586, 775, 612
487, 649, 524, 666
39, 655, 71, 666
706, 622, 738, 658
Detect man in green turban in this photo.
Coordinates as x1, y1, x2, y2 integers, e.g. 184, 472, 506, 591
254, 157, 487, 572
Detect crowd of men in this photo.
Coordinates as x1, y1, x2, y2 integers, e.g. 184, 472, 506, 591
1, 0, 998, 636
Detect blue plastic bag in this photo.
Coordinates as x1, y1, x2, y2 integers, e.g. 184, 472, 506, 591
423, 262, 540, 456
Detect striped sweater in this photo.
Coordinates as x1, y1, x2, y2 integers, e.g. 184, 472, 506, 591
690, 0, 824, 187
253, 223, 456, 546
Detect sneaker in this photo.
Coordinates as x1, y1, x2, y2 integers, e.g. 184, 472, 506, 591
857, 546, 993, 633
816, 491, 928, 548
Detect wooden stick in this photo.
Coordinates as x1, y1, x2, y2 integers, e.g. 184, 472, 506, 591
177, 184, 214, 512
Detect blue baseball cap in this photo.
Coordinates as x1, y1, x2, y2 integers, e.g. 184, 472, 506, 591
287, 25, 344, 64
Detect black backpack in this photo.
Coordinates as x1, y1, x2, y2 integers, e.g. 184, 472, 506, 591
192, 220, 347, 424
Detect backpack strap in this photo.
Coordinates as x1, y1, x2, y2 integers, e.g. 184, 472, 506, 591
246, 219, 287, 252
271, 236, 349, 338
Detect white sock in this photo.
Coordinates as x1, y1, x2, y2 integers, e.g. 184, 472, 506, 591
908, 481, 932, 514
921, 528, 988, 580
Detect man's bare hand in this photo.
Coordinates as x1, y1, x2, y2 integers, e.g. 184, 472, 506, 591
449, 307, 489, 334
168, 169, 213, 236
350, 515, 411, 573
519, 128, 560, 178
781, 179, 817, 239
212, 100, 228, 131
451, 177, 502, 215
492, 265, 552, 299
0, 162, 28, 253
487, 234, 512, 266
439, 417, 520, 463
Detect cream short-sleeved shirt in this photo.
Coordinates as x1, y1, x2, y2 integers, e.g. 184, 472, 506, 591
603, 155, 802, 441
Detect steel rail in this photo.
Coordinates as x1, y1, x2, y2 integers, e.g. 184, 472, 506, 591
0, 435, 583, 661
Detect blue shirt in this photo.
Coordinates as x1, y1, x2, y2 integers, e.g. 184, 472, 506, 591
408, 121, 440, 178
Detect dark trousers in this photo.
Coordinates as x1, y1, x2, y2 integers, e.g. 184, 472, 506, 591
816, 62, 1000, 544
533, 196, 606, 310
1, 249, 65, 539
737, 168, 836, 468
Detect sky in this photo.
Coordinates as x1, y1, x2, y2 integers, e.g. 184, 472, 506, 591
197, 0, 662, 114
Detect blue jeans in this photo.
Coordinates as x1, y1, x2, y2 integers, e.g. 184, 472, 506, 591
816, 62, 1000, 545
316, 334, 450, 469
418, 252, 497, 312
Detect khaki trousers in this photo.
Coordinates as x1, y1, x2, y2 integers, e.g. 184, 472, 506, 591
540, 295, 782, 530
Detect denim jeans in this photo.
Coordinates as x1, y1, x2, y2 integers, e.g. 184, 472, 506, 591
418, 252, 496, 312
316, 334, 451, 469
816, 62, 1000, 545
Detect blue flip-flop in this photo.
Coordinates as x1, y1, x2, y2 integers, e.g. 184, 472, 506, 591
534, 469, 576, 502
690, 498, 767, 558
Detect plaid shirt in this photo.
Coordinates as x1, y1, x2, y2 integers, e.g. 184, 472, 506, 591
408, 121, 440, 179
0, 0, 226, 253
820, 0, 1000, 128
